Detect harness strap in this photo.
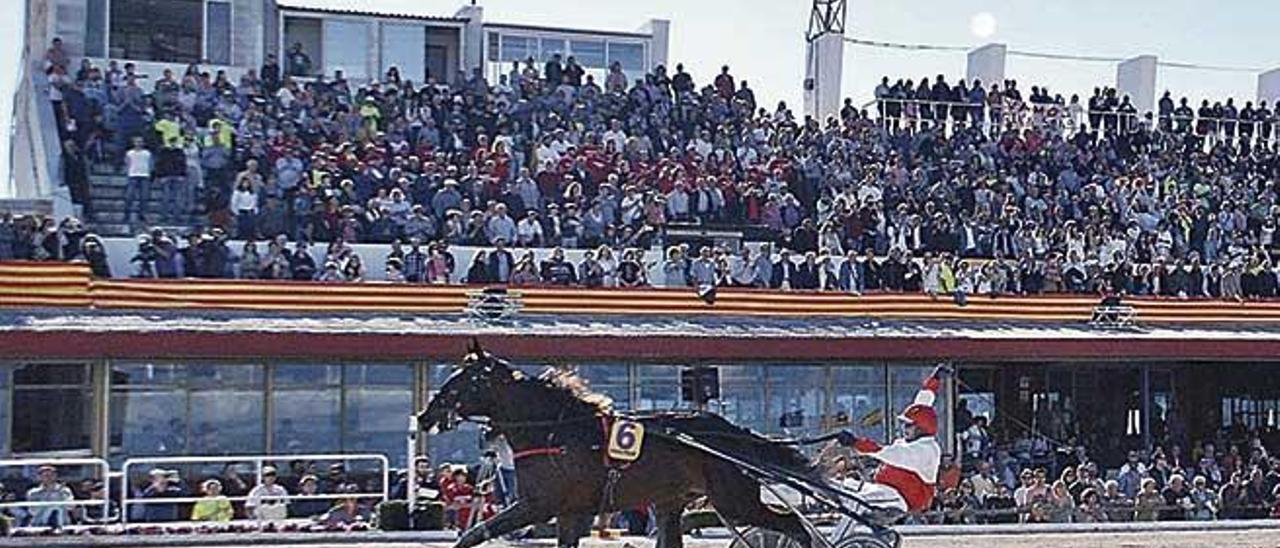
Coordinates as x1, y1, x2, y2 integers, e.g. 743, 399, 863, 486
512, 447, 565, 460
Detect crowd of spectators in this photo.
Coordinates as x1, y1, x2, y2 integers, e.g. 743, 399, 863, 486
12, 36, 1274, 300
940, 411, 1280, 524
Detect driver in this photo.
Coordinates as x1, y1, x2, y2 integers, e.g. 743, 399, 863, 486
836, 364, 947, 514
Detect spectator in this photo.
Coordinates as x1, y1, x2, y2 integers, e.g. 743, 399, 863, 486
24, 465, 74, 528
190, 479, 233, 522
1160, 474, 1192, 520
1043, 480, 1075, 523
75, 480, 116, 525
318, 491, 372, 528
1188, 475, 1219, 520
123, 137, 152, 224
246, 466, 289, 520
1075, 488, 1108, 523
1134, 478, 1162, 521
138, 468, 182, 523
290, 475, 331, 519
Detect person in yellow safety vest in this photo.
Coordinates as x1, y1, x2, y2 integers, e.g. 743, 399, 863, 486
205, 118, 234, 150
359, 98, 382, 134
154, 114, 184, 150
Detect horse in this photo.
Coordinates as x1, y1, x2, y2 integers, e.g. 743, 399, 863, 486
417, 341, 818, 548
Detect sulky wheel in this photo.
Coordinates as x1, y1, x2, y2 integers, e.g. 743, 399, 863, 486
833, 532, 896, 548
727, 527, 807, 548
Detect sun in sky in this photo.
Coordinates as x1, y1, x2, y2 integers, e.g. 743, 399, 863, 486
970, 12, 998, 39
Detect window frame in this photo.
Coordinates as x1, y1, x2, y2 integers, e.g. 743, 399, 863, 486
95, 0, 233, 65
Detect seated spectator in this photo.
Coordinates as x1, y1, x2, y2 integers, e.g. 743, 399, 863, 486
246, 466, 289, 520
1101, 480, 1133, 522
318, 491, 372, 528
1160, 474, 1192, 520
25, 465, 74, 528
138, 468, 182, 523
393, 457, 440, 501
290, 475, 331, 519
1074, 488, 1108, 523
1188, 475, 1219, 521
190, 479, 233, 522
76, 479, 117, 525
1133, 478, 1162, 521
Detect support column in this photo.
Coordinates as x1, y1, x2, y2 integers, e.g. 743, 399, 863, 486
454, 4, 485, 73
803, 33, 844, 122
638, 19, 671, 70
1116, 55, 1158, 115
1258, 68, 1280, 105
1140, 365, 1152, 453
966, 43, 1006, 87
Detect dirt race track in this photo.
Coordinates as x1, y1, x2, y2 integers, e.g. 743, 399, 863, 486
159, 530, 1280, 548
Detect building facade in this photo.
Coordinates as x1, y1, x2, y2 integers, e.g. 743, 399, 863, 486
22, 0, 669, 85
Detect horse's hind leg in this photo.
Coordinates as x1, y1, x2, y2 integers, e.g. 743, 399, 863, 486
705, 464, 813, 548
654, 504, 685, 548
454, 500, 551, 548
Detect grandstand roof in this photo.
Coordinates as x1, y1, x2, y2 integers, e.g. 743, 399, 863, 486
274, 0, 467, 22
4, 309, 1280, 362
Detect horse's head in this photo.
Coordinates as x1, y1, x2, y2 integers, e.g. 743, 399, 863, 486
417, 340, 520, 433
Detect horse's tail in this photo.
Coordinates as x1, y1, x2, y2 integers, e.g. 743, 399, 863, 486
653, 413, 818, 479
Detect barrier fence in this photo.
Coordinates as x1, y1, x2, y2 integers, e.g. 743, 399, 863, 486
118, 453, 391, 525
866, 97, 1280, 144
0, 458, 111, 524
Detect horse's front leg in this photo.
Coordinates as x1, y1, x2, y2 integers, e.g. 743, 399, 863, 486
453, 500, 550, 548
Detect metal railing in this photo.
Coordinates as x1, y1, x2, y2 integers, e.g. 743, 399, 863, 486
0, 458, 112, 525
119, 453, 391, 525
867, 96, 1280, 144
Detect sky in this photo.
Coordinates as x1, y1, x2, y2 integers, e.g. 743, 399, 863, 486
1, 0, 1277, 192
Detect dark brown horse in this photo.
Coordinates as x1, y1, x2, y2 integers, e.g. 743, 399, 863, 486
417, 343, 817, 548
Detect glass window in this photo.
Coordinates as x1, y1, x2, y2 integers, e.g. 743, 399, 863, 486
606, 42, 645, 71
272, 365, 340, 454
323, 20, 371, 80
498, 35, 535, 63
13, 364, 93, 453
487, 32, 499, 61
109, 0, 203, 63
84, 0, 107, 57
539, 38, 566, 61
109, 363, 265, 458
283, 17, 322, 77
766, 366, 827, 437
635, 365, 680, 410
832, 364, 888, 443
205, 1, 231, 65
569, 40, 606, 68
574, 365, 631, 410
712, 366, 767, 433
343, 365, 413, 466
381, 23, 426, 82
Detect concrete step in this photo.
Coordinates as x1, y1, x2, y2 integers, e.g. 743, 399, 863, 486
89, 197, 203, 212
89, 210, 203, 225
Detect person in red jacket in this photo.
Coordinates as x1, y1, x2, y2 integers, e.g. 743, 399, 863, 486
836, 364, 949, 515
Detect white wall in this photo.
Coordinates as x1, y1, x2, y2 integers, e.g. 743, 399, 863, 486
98, 237, 672, 284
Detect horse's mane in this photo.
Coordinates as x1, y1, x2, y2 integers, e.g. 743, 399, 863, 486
534, 367, 614, 415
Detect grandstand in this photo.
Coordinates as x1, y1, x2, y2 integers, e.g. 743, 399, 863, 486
4, 0, 1280, 538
